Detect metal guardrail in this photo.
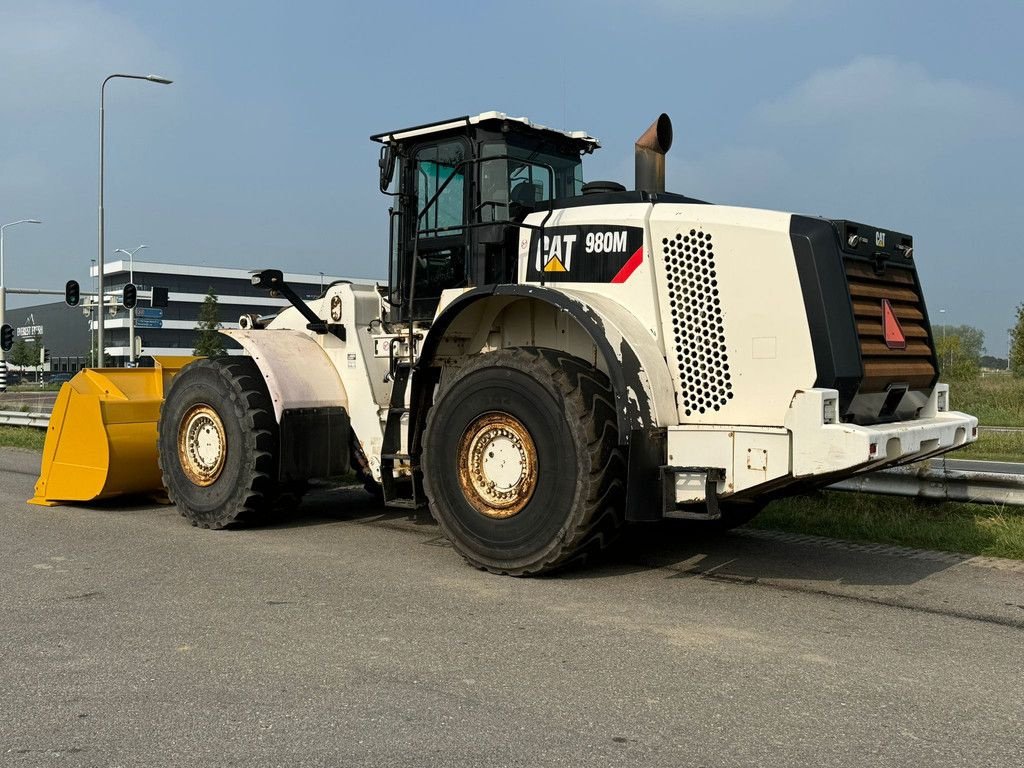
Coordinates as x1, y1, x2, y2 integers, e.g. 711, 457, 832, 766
0, 410, 51, 429
1, 409, 1022, 505
830, 458, 1024, 507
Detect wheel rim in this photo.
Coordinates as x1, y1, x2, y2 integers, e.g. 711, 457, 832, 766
178, 404, 227, 486
457, 412, 537, 518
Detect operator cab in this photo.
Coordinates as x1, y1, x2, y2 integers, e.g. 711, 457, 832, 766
371, 112, 599, 321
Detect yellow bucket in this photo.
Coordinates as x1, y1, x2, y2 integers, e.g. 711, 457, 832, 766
29, 356, 200, 506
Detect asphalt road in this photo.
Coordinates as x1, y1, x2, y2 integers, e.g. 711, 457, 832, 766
2, 448, 1022, 768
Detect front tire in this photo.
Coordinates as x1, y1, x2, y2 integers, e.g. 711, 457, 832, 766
158, 357, 302, 528
422, 348, 626, 575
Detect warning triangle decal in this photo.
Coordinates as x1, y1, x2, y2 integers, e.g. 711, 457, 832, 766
881, 299, 906, 350
543, 256, 567, 272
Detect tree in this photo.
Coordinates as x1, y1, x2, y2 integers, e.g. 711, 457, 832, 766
10, 338, 31, 368
1010, 303, 1024, 377
10, 337, 41, 369
932, 324, 984, 381
980, 355, 1008, 370
934, 335, 979, 380
193, 287, 226, 357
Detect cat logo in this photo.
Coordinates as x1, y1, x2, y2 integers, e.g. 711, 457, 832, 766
875, 230, 886, 248
535, 234, 578, 273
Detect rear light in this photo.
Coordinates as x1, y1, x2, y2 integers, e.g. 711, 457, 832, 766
823, 397, 838, 424
869, 443, 878, 457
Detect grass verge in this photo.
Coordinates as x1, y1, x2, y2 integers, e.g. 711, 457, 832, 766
958, 430, 1024, 463
0, 426, 46, 451
950, 375, 1024, 427
752, 490, 1024, 560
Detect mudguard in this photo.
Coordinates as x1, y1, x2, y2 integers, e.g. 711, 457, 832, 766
221, 329, 351, 480
221, 329, 349, 419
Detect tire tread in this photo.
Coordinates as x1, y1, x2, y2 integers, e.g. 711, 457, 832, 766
422, 347, 626, 576
157, 357, 304, 528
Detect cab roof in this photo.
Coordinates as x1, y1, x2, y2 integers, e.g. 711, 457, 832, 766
369, 111, 600, 150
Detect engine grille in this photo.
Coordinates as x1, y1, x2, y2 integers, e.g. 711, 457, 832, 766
844, 257, 937, 393
663, 229, 733, 416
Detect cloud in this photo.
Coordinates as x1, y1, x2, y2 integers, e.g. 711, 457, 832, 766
601, 0, 803, 18
658, 56, 1024, 222
756, 56, 1024, 153
585, 0, 812, 19
669, 146, 790, 206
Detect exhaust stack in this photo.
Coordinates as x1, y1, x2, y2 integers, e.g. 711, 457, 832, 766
635, 113, 673, 194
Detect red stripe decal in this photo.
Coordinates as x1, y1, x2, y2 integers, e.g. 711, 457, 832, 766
611, 246, 644, 283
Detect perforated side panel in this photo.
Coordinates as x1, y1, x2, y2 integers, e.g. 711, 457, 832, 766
663, 229, 733, 416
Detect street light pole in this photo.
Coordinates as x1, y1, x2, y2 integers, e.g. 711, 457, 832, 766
90, 258, 97, 367
114, 244, 147, 366
0, 219, 43, 383
98, 73, 172, 366
938, 308, 947, 370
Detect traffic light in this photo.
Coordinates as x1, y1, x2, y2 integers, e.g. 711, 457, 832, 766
122, 283, 137, 309
1, 324, 13, 351
65, 280, 80, 307
151, 286, 169, 308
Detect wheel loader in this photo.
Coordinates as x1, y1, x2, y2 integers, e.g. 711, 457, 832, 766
31, 112, 978, 575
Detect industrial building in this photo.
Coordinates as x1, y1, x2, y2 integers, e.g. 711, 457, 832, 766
5, 259, 375, 372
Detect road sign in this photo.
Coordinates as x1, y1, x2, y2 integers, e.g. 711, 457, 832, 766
134, 318, 163, 329
137, 308, 163, 319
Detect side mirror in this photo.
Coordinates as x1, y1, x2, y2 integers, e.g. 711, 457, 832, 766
379, 144, 396, 192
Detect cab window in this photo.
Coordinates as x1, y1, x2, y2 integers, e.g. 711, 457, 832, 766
416, 142, 465, 237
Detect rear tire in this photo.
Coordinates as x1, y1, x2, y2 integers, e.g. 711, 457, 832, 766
157, 357, 303, 528
422, 347, 626, 575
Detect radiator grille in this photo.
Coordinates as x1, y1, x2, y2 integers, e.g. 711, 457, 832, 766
663, 229, 733, 416
844, 258, 937, 392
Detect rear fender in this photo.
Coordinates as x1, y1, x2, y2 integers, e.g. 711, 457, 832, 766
416, 285, 677, 439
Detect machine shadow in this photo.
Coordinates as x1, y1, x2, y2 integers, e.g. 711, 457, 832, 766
271, 482, 435, 529
281, 484, 961, 589
569, 518, 964, 588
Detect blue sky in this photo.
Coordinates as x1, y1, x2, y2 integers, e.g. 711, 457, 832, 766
2, 0, 1021, 354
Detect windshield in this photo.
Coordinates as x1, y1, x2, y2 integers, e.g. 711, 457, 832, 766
479, 141, 584, 222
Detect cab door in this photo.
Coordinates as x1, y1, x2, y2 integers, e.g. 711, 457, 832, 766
394, 138, 470, 321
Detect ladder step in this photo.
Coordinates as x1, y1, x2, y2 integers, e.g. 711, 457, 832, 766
664, 508, 721, 521
385, 498, 426, 510
387, 407, 410, 414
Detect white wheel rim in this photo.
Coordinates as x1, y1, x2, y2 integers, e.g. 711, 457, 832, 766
178, 404, 227, 486
457, 412, 537, 519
